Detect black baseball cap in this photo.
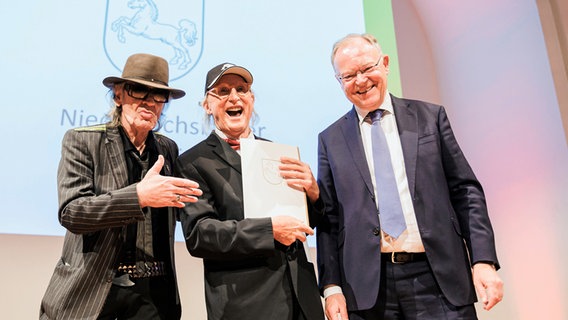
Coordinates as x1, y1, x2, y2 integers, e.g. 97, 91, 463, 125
204, 62, 253, 94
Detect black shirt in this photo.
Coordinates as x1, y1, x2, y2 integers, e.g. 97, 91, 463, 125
117, 127, 171, 268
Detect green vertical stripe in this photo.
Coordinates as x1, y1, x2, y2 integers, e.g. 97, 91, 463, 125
362, 0, 402, 96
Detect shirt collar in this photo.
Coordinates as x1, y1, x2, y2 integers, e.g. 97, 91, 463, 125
214, 128, 254, 140
118, 126, 157, 154
355, 90, 393, 124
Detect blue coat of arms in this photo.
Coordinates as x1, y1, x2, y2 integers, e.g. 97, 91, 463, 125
103, 0, 204, 81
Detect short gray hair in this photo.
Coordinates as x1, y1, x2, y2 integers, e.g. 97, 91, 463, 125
331, 33, 382, 66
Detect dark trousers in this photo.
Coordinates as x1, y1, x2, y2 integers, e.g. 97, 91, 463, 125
98, 276, 180, 320
349, 259, 477, 320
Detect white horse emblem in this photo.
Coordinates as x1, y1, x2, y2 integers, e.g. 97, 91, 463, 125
110, 0, 198, 70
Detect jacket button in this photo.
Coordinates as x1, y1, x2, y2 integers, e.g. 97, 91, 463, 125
372, 227, 380, 236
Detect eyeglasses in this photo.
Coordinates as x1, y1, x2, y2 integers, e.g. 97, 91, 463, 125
207, 84, 250, 100
124, 82, 170, 103
336, 56, 383, 84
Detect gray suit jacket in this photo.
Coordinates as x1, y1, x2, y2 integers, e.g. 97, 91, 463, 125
175, 132, 324, 320
317, 95, 499, 310
40, 124, 180, 320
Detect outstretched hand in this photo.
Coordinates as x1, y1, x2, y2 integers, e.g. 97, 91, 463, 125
136, 155, 202, 208
279, 156, 319, 204
271, 215, 314, 246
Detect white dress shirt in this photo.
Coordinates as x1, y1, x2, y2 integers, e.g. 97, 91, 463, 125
214, 128, 254, 154
356, 94, 424, 253
323, 94, 425, 299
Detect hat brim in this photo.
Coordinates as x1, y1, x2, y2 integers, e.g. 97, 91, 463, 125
103, 76, 186, 100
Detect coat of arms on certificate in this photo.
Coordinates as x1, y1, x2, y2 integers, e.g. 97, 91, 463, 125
240, 139, 308, 223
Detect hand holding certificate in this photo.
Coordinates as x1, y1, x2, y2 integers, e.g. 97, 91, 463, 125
240, 139, 310, 224
241, 139, 316, 258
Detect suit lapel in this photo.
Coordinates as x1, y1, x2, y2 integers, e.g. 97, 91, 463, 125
152, 133, 178, 273
207, 132, 242, 174
104, 125, 129, 188
392, 95, 417, 197
340, 108, 375, 196
153, 134, 172, 176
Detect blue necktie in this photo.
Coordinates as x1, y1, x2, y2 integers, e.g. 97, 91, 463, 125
369, 109, 406, 238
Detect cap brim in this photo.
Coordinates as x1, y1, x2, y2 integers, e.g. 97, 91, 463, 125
206, 66, 253, 92
102, 76, 186, 99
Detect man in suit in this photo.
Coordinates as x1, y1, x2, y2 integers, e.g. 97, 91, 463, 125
316, 33, 503, 320
40, 53, 202, 320
175, 63, 325, 320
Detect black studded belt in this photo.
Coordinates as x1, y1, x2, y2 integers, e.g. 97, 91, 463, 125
381, 252, 427, 264
117, 261, 167, 278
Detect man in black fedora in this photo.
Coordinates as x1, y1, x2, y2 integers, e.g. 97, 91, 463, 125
40, 53, 202, 320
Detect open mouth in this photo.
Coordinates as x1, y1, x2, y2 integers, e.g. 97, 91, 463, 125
226, 107, 243, 117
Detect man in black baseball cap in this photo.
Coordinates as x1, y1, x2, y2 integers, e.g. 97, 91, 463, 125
175, 62, 325, 320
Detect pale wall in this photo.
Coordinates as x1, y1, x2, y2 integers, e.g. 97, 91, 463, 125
0, 234, 207, 319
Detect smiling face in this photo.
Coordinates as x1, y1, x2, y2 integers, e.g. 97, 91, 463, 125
333, 37, 390, 113
203, 74, 254, 139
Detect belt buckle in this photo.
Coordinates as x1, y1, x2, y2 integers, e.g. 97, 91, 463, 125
391, 252, 403, 264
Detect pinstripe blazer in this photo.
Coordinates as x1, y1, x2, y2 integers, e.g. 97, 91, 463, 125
40, 124, 181, 320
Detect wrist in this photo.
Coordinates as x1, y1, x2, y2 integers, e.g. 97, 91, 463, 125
323, 285, 343, 299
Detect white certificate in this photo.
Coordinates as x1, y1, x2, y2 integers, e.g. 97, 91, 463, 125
240, 139, 308, 223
